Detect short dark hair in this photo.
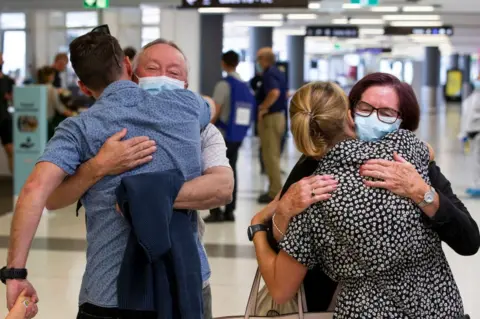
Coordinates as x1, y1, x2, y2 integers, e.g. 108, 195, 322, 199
37, 66, 56, 84
123, 46, 137, 61
69, 32, 124, 91
348, 72, 420, 131
222, 50, 239, 68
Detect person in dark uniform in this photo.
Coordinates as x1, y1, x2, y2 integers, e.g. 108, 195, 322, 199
0, 52, 15, 173
51, 53, 69, 89
250, 73, 266, 174
255, 47, 288, 204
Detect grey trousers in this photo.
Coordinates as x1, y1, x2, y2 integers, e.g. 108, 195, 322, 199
203, 285, 212, 319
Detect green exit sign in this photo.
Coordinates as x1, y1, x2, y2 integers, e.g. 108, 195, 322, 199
84, 0, 109, 9
350, 0, 379, 6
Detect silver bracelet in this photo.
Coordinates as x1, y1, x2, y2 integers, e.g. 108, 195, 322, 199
272, 213, 285, 237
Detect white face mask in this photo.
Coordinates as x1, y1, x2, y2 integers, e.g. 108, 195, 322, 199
137, 75, 185, 95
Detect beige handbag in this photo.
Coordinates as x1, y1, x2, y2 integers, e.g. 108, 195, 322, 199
215, 268, 334, 319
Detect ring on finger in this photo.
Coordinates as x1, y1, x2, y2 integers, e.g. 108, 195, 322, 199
311, 189, 316, 197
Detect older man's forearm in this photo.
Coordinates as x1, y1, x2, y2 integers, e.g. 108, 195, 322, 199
174, 166, 233, 210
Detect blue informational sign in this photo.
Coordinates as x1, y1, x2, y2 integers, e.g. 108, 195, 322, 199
13, 86, 48, 196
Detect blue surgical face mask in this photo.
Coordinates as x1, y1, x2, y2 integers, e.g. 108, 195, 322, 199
355, 113, 402, 142
137, 75, 185, 95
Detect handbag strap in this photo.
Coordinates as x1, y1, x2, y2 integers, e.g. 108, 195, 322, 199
244, 268, 262, 319
322, 216, 415, 318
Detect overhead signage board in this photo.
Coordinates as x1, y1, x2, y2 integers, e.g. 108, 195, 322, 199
181, 0, 308, 8
357, 48, 392, 54
351, 0, 379, 6
306, 26, 359, 38
84, 0, 109, 9
384, 26, 454, 36
13, 86, 48, 196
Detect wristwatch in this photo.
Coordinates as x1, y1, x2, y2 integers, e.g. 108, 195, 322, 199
418, 187, 436, 208
0, 267, 27, 284
248, 224, 269, 241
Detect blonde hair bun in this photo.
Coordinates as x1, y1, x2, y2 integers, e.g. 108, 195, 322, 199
290, 81, 349, 158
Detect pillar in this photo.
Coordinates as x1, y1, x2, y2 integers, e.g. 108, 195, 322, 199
450, 53, 460, 70
422, 46, 441, 109
161, 8, 201, 93
461, 54, 472, 100
287, 35, 305, 91
199, 14, 224, 96
249, 27, 273, 66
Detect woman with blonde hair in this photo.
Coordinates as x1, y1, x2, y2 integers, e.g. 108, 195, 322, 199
250, 81, 465, 318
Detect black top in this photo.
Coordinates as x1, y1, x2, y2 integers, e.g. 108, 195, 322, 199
53, 69, 62, 88
270, 153, 480, 312
0, 75, 14, 121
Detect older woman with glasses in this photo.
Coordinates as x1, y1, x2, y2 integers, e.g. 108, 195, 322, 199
254, 72, 480, 312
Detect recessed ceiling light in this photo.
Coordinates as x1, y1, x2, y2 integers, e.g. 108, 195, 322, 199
287, 14, 318, 20
371, 6, 399, 12
259, 14, 283, 20
308, 2, 321, 9
383, 14, 440, 21
198, 8, 232, 13
403, 6, 435, 12
390, 21, 443, 27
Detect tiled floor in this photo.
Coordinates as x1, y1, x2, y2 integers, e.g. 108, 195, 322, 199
0, 104, 480, 318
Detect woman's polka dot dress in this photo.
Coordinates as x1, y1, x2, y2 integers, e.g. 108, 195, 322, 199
280, 130, 464, 318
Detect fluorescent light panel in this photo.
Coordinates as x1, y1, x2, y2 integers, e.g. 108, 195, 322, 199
332, 18, 348, 24
359, 28, 385, 35
343, 3, 362, 9
349, 18, 384, 25
198, 7, 232, 13
232, 21, 283, 27
403, 6, 435, 12
383, 14, 440, 21
287, 14, 317, 20
259, 14, 283, 20
390, 21, 443, 27
371, 6, 399, 12
308, 2, 321, 9
332, 18, 384, 25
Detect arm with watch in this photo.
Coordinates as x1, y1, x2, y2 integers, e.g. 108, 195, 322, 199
360, 153, 480, 255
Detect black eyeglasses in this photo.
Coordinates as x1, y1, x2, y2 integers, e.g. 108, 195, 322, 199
354, 101, 401, 124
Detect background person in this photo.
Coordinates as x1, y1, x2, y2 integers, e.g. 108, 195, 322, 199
264, 73, 480, 312
36, 66, 73, 139
204, 50, 255, 223
256, 47, 288, 204
0, 52, 14, 173
51, 53, 69, 89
